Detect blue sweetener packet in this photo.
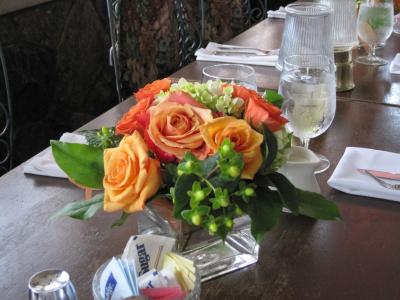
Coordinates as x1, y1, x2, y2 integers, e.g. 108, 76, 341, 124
99, 257, 138, 300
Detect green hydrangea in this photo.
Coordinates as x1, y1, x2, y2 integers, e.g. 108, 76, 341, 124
168, 78, 245, 117
271, 128, 293, 170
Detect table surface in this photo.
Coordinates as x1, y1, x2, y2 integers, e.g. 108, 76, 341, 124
1, 18, 400, 300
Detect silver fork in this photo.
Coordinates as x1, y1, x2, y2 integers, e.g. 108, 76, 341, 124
363, 170, 400, 190
211, 50, 273, 57
217, 45, 275, 54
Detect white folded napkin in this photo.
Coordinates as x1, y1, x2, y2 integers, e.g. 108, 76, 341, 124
389, 53, 400, 75
24, 132, 88, 178
328, 147, 400, 202
267, 6, 286, 19
195, 42, 279, 67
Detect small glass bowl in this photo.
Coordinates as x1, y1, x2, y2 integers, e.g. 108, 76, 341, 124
92, 256, 201, 300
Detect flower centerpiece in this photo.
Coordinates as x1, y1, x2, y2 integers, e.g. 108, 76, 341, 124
51, 78, 341, 242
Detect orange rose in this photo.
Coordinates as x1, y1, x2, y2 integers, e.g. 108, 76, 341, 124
148, 100, 213, 160
232, 84, 287, 132
245, 96, 287, 132
135, 78, 171, 102
103, 131, 161, 213
116, 98, 151, 135
200, 116, 264, 179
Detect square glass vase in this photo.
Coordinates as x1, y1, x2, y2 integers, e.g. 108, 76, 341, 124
138, 199, 259, 282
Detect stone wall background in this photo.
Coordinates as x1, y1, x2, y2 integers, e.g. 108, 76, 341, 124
0, 0, 117, 166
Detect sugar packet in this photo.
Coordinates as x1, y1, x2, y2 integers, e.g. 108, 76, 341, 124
122, 235, 176, 276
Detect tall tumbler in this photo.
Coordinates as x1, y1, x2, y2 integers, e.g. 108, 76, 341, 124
277, 3, 333, 70
320, 0, 358, 50
320, 0, 358, 91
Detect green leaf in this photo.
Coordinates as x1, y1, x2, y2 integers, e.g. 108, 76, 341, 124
208, 176, 240, 194
51, 141, 104, 189
267, 172, 299, 215
51, 193, 104, 220
111, 212, 131, 228
297, 189, 342, 220
247, 189, 283, 243
199, 154, 219, 176
259, 125, 278, 174
172, 174, 197, 219
263, 90, 284, 108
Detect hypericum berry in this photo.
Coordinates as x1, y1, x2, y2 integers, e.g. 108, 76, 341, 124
225, 218, 233, 229
191, 214, 202, 226
219, 197, 229, 207
235, 206, 244, 216
177, 169, 184, 176
244, 187, 255, 197
209, 222, 218, 233
221, 144, 232, 156
194, 190, 206, 202
185, 160, 194, 170
228, 166, 241, 178
101, 127, 110, 135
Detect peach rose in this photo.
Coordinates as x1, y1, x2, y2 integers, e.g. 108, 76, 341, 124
103, 131, 161, 213
148, 99, 213, 160
200, 116, 264, 179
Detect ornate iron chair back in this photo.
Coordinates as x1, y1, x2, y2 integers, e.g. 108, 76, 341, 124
0, 41, 13, 175
105, 0, 267, 102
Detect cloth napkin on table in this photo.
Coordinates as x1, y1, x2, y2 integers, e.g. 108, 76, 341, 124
195, 42, 279, 67
23, 132, 87, 178
389, 53, 400, 75
327, 147, 400, 202
267, 6, 286, 19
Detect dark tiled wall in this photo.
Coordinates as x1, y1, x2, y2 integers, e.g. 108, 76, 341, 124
0, 0, 117, 166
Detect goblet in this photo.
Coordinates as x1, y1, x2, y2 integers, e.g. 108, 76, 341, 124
279, 55, 336, 174
356, 0, 394, 66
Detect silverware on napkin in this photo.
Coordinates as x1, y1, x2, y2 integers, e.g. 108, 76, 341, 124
361, 170, 400, 191
357, 168, 400, 181
211, 50, 275, 57
216, 45, 277, 55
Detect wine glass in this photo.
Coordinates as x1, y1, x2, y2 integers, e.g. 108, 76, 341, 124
201, 64, 257, 91
356, 0, 394, 66
279, 55, 336, 174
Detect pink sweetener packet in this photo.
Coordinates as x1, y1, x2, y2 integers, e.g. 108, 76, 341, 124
140, 286, 187, 300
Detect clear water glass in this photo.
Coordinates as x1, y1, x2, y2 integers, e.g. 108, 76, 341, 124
356, 0, 394, 66
394, 13, 400, 34
92, 256, 201, 300
201, 64, 257, 91
320, 0, 358, 50
277, 2, 333, 70
279, 55, 336, 174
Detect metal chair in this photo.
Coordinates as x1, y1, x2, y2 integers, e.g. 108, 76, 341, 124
0, 41, 13, 175
105, 0, 268, 102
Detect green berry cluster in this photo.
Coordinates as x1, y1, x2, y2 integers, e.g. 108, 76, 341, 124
172, 139, 254, 239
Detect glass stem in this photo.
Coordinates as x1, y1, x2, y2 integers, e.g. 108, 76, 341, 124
369, 44, 376, 58
299, 138, 310, 149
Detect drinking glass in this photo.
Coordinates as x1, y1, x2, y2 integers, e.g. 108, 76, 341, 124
277, 2, 333, 70
279, 55, 336, 174
320, 0, 358, 50
356, 0, 394, 66
201, 64, 257, 90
